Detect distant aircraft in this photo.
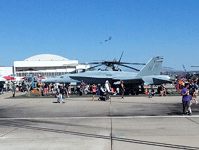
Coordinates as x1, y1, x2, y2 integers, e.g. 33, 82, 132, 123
45, 56, 171, 94
100, 36, 112, 44
161, 65, 199, 79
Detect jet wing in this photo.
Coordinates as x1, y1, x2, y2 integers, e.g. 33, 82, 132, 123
69, 76, 113, 84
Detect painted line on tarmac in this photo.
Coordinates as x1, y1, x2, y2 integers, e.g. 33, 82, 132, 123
1, 115, 199, 120
1, 122, 199, 150
113, 137, 199, 150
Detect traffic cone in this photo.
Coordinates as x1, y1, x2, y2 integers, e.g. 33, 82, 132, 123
145, 88, 148, 94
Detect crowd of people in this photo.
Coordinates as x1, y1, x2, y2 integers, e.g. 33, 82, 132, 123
146, 85, 167, 98
180, 78, 198, 115
0, 79, 123, 102
0, 81, 19, 97
0, 80, 71, 100
1, 76, 199, 115
51, 77, 199, 115
78, 80, 114, 101
0, 79, 125, 103
76, 80, 126, 101
146, 77, 199, 115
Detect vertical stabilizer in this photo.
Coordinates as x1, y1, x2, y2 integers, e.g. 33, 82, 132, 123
137, 56, 163, 76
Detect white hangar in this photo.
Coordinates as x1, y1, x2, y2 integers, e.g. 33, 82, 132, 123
14, 54, 89, 78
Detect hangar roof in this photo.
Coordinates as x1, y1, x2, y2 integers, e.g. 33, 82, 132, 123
25, 54, 69, 61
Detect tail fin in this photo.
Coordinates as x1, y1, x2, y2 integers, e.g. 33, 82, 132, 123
137, 56, 163, 76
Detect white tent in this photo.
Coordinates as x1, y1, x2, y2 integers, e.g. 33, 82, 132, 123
0, 77, 6, 81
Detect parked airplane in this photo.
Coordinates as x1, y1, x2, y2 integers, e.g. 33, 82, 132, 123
70, 56, 170, 85
45, 56, 171, 94
162, 65, 199, 79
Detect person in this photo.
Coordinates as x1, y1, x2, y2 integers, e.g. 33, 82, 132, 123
0, 82, 3, 95
160, 85, 166, 97
66, 84, 70, 98
120, 81, 125, 98
30, 81, 34, 91
98, 84, 106, 101
176, 81, 180, 92
6, 81, 9, 92
179, 79, 185, 89
12, 81, 16, 97
193, 80, 198, 104
78, 84, 82, 96
116, 87, 119, 94
43, 82, 48, 96
48, 83, 52, 93
63, 83, 67, 95
54, 82, 59, 96
189, 81, 195, 104
50, 83, 54, 94
2, 82, 5, 94
149, 89, 155, 98
37, 80, 43, 96
105, 80, 111, 100
25, 80, 31, 96
96, 84, 101, 95
18, 82, 22, 92
181, 83, 191, 115
57, 86, 65, 103
92, 84, 96, 101
9, 81, 12, 92
4, 81, 7, 92
81, 81, 86, 94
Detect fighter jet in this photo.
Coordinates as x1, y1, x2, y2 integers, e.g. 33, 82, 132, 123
45, 56, 171, 90
69, 56, 170, 85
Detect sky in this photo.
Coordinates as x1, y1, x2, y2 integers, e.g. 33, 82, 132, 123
0, 0, 199, 71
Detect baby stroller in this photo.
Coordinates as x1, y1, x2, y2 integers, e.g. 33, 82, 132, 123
98, 86, 107, 101
98, 86, 110, 101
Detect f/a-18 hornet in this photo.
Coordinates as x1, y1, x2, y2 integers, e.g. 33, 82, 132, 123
45, 55, 171, 94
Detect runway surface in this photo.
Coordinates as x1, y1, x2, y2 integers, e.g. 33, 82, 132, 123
0, 92, 199, 150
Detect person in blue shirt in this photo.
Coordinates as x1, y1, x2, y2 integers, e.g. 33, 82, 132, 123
149, 89, 155, 98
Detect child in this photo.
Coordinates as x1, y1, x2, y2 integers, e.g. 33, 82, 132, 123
149, 89, 155, 98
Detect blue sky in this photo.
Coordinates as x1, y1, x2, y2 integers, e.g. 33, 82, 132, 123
0, 0, 199, 71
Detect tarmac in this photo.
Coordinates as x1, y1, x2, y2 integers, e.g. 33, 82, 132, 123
0, 92, 199, 150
